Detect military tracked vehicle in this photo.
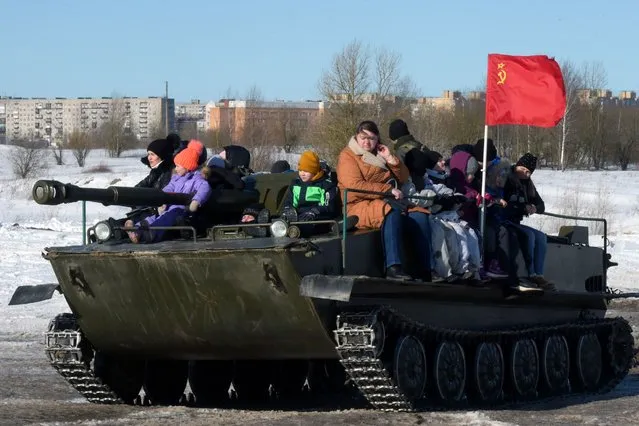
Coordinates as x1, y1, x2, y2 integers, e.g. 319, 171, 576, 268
9, 176, 637, 411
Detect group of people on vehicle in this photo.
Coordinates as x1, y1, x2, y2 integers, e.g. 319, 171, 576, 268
124, 135, 253, 244
333, 119, 552, 291
123, 119, 551, 291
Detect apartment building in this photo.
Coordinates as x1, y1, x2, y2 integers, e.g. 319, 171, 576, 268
175, 99, 207, 136
576, 90, 639, 107
209, 99, 325, 142
0, 96, 175, 144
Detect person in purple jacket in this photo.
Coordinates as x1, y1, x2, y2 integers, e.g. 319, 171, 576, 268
125, 140, 212, 244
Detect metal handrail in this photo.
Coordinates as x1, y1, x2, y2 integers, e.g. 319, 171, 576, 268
541, 211, 609, 288
210, 219, 342, 240
82, 201, 87, 245
121, 225, 198, 242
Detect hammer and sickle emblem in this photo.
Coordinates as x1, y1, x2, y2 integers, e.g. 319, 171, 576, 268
497, 63, 507, 85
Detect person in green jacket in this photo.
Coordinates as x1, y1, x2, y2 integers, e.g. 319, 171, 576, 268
281, 150, 338, 223
388, 119, 430, 189
388, 119, 429, 161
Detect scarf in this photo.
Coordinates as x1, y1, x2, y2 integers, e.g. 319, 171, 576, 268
347, 137, 388, 170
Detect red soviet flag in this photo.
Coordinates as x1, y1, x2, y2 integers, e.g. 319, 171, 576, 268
485, 54, 566, 127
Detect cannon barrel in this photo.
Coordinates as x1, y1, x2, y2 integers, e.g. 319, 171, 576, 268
32, 180, 192, 207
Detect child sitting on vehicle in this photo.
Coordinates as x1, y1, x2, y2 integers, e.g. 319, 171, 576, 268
280, 150, 339, 226
240, 151, 338, 237
125, 140, 212, 244
408, 149, 481, 281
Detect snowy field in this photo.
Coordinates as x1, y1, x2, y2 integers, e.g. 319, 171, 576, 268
0, 145, 638, 339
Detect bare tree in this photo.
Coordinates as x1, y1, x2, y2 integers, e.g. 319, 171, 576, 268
50, 140, 65, 165
279, 115, 306, 152
245, 84, 264, 102
558, 60, 583, 170
319, 39, 370, 107
407, 104, 450, 151
314, 40, 414, 162
579, 62, 609, 169
221, 86, 239, 100
176, 121, 198, 141
98, 97, 137, 157
445, 96, 485, 149
240, 111, 273, 172
613, 105, 639, 170
67, 130, 92, 167
201, 128, 232, 152
372, 48, 401, 120
148, 120, 166, 141
10, 138, 49, 179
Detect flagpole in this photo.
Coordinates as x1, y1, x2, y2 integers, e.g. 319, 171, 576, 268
479, 124, 489, 239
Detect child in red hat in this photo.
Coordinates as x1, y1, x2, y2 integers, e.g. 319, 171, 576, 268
126, 140, 212, 243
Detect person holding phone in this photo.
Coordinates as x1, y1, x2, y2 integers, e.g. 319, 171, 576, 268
336, 120, 432, 281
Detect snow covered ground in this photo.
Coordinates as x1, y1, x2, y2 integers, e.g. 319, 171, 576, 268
0, 145, 638, 340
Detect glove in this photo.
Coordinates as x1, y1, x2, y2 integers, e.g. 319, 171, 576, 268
188, 200, 200, 212
281, 206, 298, 222
158, 204, 167, 215
298, 211, 317, 221
241, 206, 261, 221
475, 193, 493, 207
299, 207, 321, 221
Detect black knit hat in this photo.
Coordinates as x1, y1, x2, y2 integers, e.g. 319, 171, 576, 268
388, 119, 410, 141
473, 138, 497, 163
224, 145, 251, 169
424, 150, 443, 170
516, 153, 537, 173
270, 160, 291, 173
146, 138, 174, 162
404, 148, 428, 175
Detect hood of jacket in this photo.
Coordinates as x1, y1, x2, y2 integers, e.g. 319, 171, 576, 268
224, 145, 251, 169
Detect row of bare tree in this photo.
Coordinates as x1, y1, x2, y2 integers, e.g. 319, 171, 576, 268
305, 40, 639, 170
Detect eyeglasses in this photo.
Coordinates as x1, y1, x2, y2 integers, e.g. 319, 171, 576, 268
357, 133, 379, 142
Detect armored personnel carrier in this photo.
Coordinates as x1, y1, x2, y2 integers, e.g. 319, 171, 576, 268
9, 176, 636, 411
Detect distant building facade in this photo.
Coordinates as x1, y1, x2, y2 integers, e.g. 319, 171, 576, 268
208, 99, 325, 142
577, 89, 639, 107
0, 96, 175, 145
175, 99, 207, 137
410, 90, 486, 116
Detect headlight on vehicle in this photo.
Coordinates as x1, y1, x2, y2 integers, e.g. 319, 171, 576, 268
94, 221, 112, 242
269, 220, 288, 238
287, 224, 301, 239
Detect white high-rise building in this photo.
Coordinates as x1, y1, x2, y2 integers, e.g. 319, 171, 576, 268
175, 99, 207, 135
0, 96, 175, 144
